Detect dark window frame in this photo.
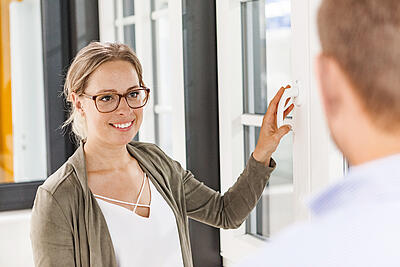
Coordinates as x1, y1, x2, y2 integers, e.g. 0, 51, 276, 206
182, 0, 222, 266
0, 0, 99, 212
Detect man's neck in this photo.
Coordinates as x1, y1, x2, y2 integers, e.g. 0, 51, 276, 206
347, 129, 400, 166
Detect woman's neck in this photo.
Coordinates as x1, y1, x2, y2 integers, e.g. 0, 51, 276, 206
83, 139, 133, 172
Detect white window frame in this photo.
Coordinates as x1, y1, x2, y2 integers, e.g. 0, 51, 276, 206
98, 0, 186, 166
216, 0, 344, 265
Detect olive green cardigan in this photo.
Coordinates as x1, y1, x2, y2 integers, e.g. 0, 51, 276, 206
30, 141, 275, 267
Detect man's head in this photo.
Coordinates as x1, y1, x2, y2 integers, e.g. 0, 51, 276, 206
316, 0, 400, 165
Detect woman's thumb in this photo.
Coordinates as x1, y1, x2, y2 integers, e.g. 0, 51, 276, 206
277, 125, 291, 139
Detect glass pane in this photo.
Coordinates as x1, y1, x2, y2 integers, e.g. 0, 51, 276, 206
154, 113, 173, 156
114, 0, 119, 41
152, 0, 168, 11
115, 26, 119, 42
242, 0, 293, 238
123, 24, 136, 50
242, 0, 291, 114
122, 0, 134, 17
152, 15, 173, 155
245, 126, 294, 237
114, 0, 118, 18
1, 0, 47, 184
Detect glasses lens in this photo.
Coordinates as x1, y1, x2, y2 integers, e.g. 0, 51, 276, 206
126, 89, 149, 108
96, 93, 119, 112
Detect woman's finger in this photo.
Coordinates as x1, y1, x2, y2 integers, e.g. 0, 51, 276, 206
283, 104, 294, 119
284, 97, 291, 107
266, 85, 291, 117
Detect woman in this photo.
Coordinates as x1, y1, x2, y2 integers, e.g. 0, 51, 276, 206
30, 42, 293, 267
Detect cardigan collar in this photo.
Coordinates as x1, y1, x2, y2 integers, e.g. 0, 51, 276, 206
66, 140, 171, 202
68, 141, 89, 193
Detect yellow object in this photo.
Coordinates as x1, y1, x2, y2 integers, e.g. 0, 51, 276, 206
0, 0, 22, 183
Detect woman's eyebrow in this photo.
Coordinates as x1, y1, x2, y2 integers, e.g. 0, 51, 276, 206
95, 85, 140, 94
96, 89, 117, 94
126, 85, 141, 90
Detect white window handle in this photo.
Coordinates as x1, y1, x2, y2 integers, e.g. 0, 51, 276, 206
277, 80, 302, 129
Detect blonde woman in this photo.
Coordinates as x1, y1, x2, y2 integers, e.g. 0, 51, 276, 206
30, 42, 293, 267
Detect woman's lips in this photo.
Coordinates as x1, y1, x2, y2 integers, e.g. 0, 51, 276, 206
109, 120, 134, 131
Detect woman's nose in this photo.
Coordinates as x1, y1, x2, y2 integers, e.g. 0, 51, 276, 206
115, 97, 131, 114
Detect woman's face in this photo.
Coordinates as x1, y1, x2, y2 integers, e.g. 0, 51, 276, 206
77, 60, 144, 147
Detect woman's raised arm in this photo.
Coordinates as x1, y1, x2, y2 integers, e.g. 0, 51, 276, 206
183, 86, 293, 228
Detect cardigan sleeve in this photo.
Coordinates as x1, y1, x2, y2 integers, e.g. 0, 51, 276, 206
30, 187, 76, 267
181, 154, 276, 229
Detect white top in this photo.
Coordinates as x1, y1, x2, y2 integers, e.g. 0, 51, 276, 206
94, 173, 184, 267
237, 153, 400, 267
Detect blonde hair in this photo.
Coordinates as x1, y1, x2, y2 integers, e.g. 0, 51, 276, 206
63, 42, 144, 141
318, 0, 400, 131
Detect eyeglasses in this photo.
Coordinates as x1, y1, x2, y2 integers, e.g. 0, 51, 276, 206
82, 87, 150, 113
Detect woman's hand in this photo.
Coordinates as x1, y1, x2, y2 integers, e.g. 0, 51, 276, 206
253, 85, 294, 165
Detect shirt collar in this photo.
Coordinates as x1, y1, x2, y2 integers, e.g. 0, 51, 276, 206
309, 153, 400, 216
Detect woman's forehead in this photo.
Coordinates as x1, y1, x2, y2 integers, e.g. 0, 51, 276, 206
87, 61, 139, 94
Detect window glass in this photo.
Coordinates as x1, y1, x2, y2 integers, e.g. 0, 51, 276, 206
242, 0, 291, 115
244, 126, 293, 236
0, 0, 47, 184
153, 0, 168, 11
154, 113, 173, 155
242, 0, 293, 238
123, 0, 135, 17
123, 24, 136, 50
151, 2, 173, 156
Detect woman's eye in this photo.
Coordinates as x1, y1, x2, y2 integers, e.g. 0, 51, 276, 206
99, 95, 113, 102
128, 91, 139, 98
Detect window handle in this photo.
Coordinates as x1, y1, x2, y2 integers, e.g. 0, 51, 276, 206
277, 80, 301, 129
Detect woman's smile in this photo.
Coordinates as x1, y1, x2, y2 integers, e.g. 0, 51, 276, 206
109, 120, 135, 131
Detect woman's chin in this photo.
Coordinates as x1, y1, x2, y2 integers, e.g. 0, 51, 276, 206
88, 127, 138, 146
97, 132, 136, 147
113, 135, 137, 145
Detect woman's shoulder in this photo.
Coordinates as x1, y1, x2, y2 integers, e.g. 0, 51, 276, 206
38, 161, 80, 202
31, 161, 81, 233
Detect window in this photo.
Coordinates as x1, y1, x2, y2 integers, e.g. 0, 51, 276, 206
242, 0, 294, 238
99, 0, 186, 165
216, 0, 345, 265
0, 0, 47, 184
151, 0, 173, 155
115, 0, 136, 50
0, 0, 99, 211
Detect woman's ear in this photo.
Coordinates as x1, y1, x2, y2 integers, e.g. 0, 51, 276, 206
71, 92, 85, 116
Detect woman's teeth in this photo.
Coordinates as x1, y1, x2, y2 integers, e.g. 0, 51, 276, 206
112, 121, 133, 129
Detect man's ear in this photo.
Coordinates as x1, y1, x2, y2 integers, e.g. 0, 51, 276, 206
315, 53, 343, 117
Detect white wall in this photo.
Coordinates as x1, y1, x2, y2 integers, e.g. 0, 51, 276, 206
0, 210, 33, 267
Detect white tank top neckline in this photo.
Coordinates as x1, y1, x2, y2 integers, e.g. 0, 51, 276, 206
93, 172, 184, 267
93, 172, 151, 215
